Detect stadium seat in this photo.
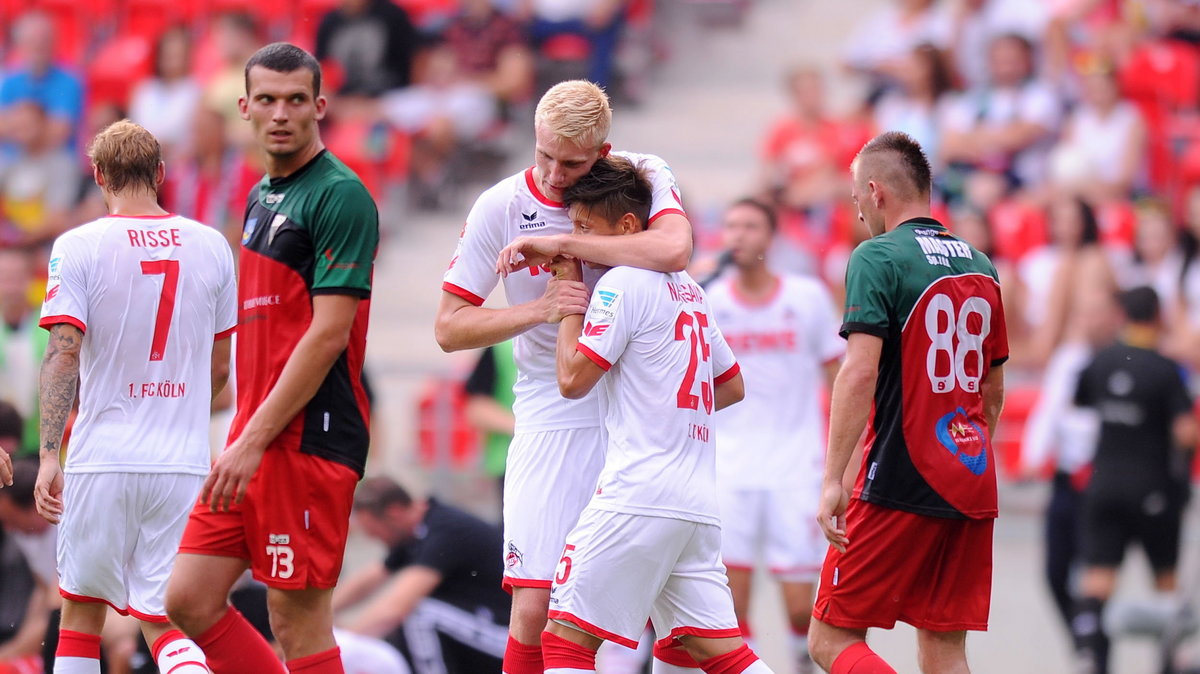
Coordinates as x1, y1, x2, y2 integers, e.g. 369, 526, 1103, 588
987, 199, 1047, 263
118, 0, 187, 41
86, 33, 153, 107
1118, 40, 1200, 192
416, 376, 480, 470
995, 385, 1039, 479
1096, 199, 1135, 250
393, 0, 458, 30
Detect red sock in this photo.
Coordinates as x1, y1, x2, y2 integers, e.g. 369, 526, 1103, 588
57, 630, 101, 659
194, 606, 285, 673
503, 635, 543, 674
287, 647, 343, 674
831, 642, 897, 674
698, 644, 758, 674
738, 620, 753, 639
541, 631, 596, 670
653, 640, 701, 668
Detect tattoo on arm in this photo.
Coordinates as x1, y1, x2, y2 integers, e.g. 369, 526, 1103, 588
39, 324, 83, 457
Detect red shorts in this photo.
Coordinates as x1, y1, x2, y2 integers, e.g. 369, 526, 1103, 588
813, 498, 993, 632
178, 449, 359, 590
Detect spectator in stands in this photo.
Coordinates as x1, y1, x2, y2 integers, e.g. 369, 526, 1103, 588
0, 249, 44, 456
872, 43, 956, 168
0, 11, 84, 153
334, 477, 509, 674
1017, 195, 1119, 366
949, 0, 1049, 89
316, 0, 420, 98
0, 403, 21, 457
1167, 186, 1200, 367
1126, 199, 1184, 314
130, 27, 203, 161
841, 0, 952, 95
1049, 60, 1146, 204
463, 341, 517, 513
525, 0, 627, 89
203, 12, 262, 145
441, 0, 534, 110
760, 67, 871, 230
381, 45, 499, 208
941, 33, 1062, 207
0, 101, 80, 248
0, 457, 55, 669
163, 105, 258, 244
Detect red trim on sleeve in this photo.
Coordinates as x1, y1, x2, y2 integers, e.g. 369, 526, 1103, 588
714, 362, 740, 385
524, 167, 564, 207
214, 326, 236, 340
576, 343, 612, 371
40, 315, 86, 334
648, 208, 687, 226
442, 282, 485, 306
548, 609, 640, 649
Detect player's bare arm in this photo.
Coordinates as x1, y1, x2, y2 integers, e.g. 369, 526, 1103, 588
210, 336, 232, 402
818, 332, 882, 553
203, 294, 360, 512
713, 371, 746, 411
35, 323, 83, 523
496, 213, 692, 277
0, 451, 10, 488
981, 365, 1005, 439
435, 277, 589, 352
343, 565, 442, 638
331, 560, 390, 613
552, 260, 606, 399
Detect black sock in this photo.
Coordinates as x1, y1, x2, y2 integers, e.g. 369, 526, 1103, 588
1072, 596, 1110, 674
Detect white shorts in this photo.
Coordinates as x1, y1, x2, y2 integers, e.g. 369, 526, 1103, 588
717, 484, 823, 582
58, 472, 204, 620
503, 427, 606, 590
548, 508, 740, 649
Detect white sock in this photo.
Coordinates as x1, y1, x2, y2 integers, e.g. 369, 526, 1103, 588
54, 657, 101, 674
652, 660, 701, 673
155, 636, 209, 673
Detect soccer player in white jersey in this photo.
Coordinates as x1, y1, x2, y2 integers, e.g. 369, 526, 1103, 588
543, 155, 777, 674
34, 120, 236, 674
706, 199, 843, 674
434, 80, 694, 674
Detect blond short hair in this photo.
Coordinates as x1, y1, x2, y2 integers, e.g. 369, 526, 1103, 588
88, 120, 162, 196
535, 80, 612, 149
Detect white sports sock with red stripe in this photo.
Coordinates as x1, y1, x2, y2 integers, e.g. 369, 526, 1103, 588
53, 658, 100, 674
152, 630, 210, 673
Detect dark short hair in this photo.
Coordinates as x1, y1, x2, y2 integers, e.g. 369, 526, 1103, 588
562, 156, 652, 230
1119, 286, 1160, 324
244, 42, 322, 97
729, 197, 777, 232
0, 401, 22, 442
856, 131, 933, 198
353, 476, 413, 515
0, 458, 38, 510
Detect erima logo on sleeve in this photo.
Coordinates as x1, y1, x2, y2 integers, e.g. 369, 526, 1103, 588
519, 210, 546, 230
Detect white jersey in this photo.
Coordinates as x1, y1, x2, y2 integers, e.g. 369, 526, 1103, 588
577, 267, 738, 525
442, 152, 686, 433
708, 274, 844, 488
40, 214, 237, 475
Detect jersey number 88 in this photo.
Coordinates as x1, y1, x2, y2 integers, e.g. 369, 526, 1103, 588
924, 293, 991, 394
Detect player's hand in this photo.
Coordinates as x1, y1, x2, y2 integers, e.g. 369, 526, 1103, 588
202, 439, 266, 512
0, 451, 11, 488
548, 255, 583, 282
817, 480, 850, 553
540, 277, 589, 324
496, 235, 566, 277
34, 456, 64, 524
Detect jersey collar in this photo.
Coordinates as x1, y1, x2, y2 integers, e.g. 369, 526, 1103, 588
268, 149, 327, 187
899, 216, 945, 229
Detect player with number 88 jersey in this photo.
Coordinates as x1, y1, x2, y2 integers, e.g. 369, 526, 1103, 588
809, 132, 1008, 674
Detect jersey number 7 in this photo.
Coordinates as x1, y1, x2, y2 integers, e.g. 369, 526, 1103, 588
675, 310, 713, 414
141, 260, 179, 362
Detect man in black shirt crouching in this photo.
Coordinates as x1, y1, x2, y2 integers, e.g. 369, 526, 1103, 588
334, 477, 509, 674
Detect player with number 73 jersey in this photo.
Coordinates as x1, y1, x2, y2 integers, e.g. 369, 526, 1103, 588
843, 219, 1008, 520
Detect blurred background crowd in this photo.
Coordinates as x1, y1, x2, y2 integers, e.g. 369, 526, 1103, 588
3, 0, 1200, 672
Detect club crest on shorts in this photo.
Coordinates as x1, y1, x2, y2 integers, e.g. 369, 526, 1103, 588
505, 541, 523, 569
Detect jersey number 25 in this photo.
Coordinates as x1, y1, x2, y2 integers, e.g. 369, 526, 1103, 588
675, 310, 713, 414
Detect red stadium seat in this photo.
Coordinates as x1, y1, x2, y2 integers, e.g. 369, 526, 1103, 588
86, 33, 153, 107
987, 199, 1047, 263
416, 376, 479, 470
994, 385, 1040, 479
1119, 40, 1200, 192
392, 0, 458, 30
119, 0, 187, 41
1096, 199, 1135, 250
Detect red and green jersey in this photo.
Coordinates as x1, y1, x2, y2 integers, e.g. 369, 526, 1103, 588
232, 150, 378, 476
842, 217, 1008, 519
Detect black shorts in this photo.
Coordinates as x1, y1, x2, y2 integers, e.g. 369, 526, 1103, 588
1082, 487, 1184, 571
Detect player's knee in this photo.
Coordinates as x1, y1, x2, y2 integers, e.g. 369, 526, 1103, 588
787, 606, 813, 632
164, 588, 219, 636
915, 631, 966, 674
509, 591, 551, 643
806, 621, 849, 670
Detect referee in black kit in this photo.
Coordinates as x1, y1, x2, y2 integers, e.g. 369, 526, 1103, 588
1070, 286, 1198, 674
